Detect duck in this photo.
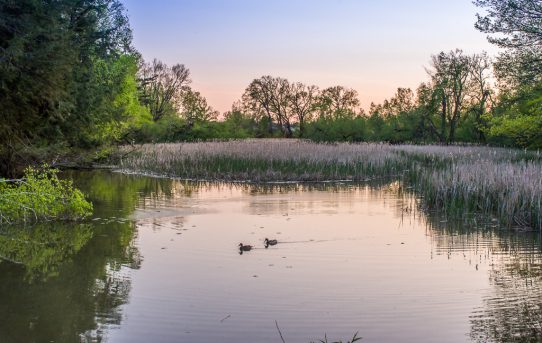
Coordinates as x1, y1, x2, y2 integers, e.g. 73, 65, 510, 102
264, 238, 278, 248
239, 243, 253, 252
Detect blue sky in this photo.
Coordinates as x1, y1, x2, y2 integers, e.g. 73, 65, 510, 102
122, 0, 498, 112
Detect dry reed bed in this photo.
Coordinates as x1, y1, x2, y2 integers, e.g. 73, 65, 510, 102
117, 140, 542, 230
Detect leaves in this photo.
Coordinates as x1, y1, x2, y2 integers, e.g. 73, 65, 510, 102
0, 165, 93, 225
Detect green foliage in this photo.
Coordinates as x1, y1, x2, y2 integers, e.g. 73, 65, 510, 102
69, 54, 152, 147
486, 83, 542, 148
474, 0, 542, 87
487, 115, 542, 148
305, 117, 367, 142
472, 1, 542, 149
220, 110, 258, 138
180, 88, 219, 124
0, 166, 93, 225
0, 0, 139, 175
129, 115, 190, 142
129, 112, 258, 143
0, 0, 133, 143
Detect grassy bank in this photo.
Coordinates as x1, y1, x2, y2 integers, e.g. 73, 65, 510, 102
116, 139, 542, 230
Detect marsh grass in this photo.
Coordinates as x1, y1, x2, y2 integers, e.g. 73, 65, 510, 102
116, 139, 542, 230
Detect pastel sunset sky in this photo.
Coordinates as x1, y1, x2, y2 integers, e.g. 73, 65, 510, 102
122, 0, 499, 113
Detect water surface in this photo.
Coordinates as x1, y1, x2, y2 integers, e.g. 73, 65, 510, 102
0, 171, 541, 342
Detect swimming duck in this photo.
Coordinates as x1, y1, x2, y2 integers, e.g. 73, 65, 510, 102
264, 238, 278, 248
239, 243, 253, 252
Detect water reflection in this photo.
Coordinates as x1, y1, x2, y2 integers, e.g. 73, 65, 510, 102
1, 171, 542, 342
0, 171, 144, 342
99, 174, 542, 342
0, 223, 93, 281
424, 212, 542, 343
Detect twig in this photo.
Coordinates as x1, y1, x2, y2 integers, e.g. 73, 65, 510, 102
275, 320, 286, 343
0, 254, 23, 265
119, 145, 139, 159
220, 314, 231, 323
0, 178, 26, 183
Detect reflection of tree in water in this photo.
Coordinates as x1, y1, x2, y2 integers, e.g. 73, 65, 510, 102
424, 212, 542, 343
6, 170, 540, 342
0, 220, 139, 342
470, 246, 542, 343
0, 170, 150, 343
0, 223, 94, 281
96, 175, 542, 343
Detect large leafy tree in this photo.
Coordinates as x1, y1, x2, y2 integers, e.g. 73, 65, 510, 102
426, 50, 472, 143
180, 89, 219, 125
0, 0, 136, 174
288, 83, 319, 137
242, 76, 293, 137
317, 86, 360, 120
474, 0, 542, 148
474, 0, 542, 86
138, 59, 191, 121
423, 50, 492, 143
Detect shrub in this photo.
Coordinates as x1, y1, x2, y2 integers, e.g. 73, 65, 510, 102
0, 165, 93, 225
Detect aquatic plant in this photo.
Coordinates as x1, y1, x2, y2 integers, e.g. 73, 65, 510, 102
116, 140, 542, 230
0, 165, 93, 225
311, 332, 362, 343
117, 140, 404, 181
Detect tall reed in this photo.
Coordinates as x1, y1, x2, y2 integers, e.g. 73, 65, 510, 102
116, 140, 542, 230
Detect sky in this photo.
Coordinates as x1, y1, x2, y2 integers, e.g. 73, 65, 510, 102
122, 0, 499, 113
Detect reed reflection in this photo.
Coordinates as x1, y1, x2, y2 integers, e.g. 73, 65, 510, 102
423, 211, 542, 343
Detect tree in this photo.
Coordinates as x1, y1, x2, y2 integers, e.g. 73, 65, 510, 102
485, 81, 542, 148
0, 0, 136, 175
426, 50, 473, 143
85, 55, 151, 145
267, 77, 293, 137
318, 86, 360, 119
378, 88, 415, 118
415, 82, 446, 142
366, 88, 430, 143
242, 76, 275, 134
180, 89, 219, 125
139, 59, 191, 121
288, 83, 319, 137
466, 52, 493, 141
242, 76, 293, 137
474, 0, 542, 86
474, 0, 542, 50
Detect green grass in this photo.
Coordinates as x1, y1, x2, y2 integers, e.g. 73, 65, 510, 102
115, 139, 542, 231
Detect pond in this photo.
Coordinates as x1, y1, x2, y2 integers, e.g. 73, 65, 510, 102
1, 170, 541, 343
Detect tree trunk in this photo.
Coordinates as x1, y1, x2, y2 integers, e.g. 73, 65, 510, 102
440, 97, 447, 143
448, 120, 457, 144
266, 113, 273, 134
1, 140, 16, 178
476, 92, 489, 142
285, 121, 293, 138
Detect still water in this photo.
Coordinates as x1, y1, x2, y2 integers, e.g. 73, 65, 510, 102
1, 171, 541, 343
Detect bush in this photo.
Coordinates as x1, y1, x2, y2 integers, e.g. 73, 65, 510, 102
0, 166, 93, 225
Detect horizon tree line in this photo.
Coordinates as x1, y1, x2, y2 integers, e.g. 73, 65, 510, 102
128, 40, 534, 148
